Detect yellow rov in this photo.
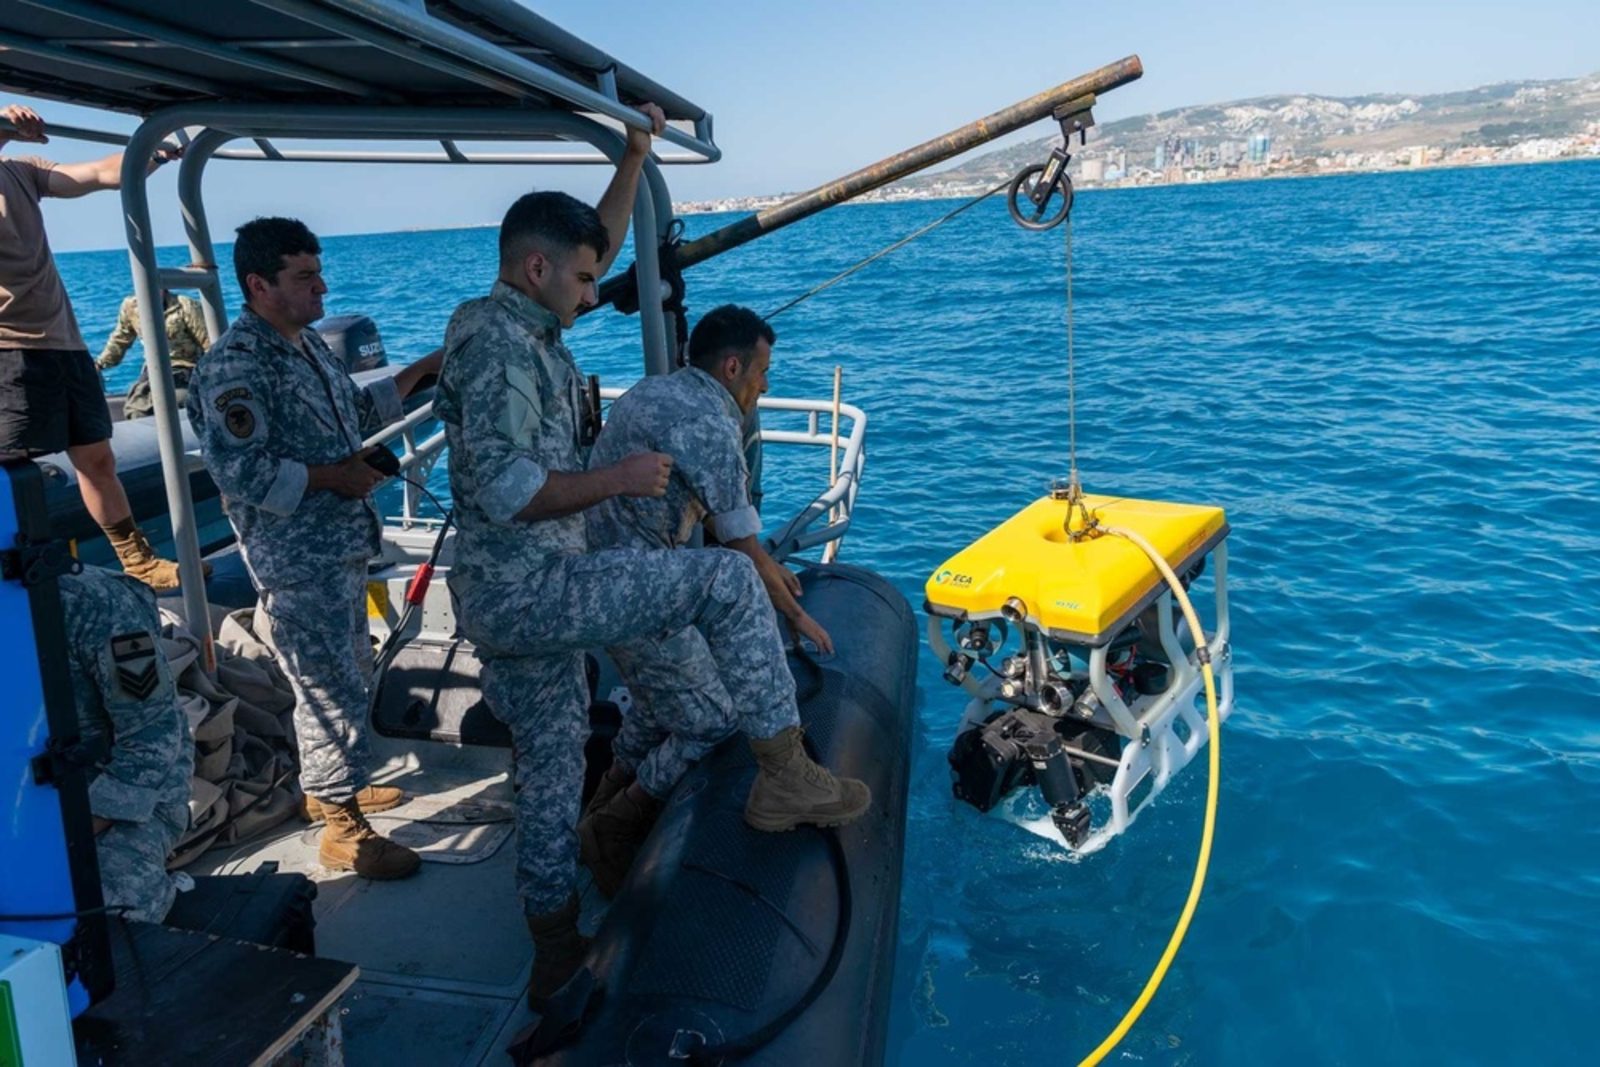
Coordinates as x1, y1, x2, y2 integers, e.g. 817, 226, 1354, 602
926, 482, 1232, 850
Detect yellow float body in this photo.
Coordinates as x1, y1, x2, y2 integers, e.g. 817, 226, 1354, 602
924, 493, 1229, 646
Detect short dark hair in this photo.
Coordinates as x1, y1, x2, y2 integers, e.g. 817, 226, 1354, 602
499, 191, 610, 269
688, 305, 775, 373
234, 217, 320, 297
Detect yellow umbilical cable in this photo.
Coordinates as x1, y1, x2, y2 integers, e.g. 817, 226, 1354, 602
1053, 181, 1220, 1064
1077, 522, 1222, 1067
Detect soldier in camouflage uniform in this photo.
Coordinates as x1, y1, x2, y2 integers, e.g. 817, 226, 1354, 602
95, 290, 211, 419
59, 564, 192, 923
437, 106, 867, 1006
584, 306, 847, 851
188, 217, 441, 881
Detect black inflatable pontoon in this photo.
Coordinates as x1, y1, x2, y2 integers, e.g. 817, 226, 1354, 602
541, 563, 916, 1067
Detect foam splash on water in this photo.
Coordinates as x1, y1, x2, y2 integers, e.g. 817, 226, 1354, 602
993, 787, 1132, 860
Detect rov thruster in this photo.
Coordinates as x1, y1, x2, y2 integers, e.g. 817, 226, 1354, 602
925, 480, 1233, 849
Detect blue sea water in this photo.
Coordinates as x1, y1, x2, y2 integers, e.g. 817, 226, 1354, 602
59, 160, 1600, 1065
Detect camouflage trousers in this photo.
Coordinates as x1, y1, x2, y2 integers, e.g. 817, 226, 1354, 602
95, 778, 189, 923
255, 562, 374, 804
609, 620, 798, 798
122, 365, 191, 420
454, 546, 799, 915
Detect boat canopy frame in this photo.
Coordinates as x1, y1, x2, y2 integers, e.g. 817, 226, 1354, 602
9, 95, 864, 684
0, 0, 719, 158
7, 99, 870, 676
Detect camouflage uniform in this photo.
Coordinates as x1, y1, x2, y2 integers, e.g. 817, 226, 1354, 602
437, 282, 792, 914
588, 368, 798, 797
188, 307, 403, 803
96, 293, 212, 419
60, 565, 193, 924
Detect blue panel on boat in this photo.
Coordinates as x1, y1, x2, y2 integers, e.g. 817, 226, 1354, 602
0, 462, 90, 1014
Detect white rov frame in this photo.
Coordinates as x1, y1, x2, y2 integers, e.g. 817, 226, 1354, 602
363, 389, 868, 557
927, 541, 1233, 851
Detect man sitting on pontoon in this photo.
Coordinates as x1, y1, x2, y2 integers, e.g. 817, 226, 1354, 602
96, 290, 212, 420
577, 305, 842, 896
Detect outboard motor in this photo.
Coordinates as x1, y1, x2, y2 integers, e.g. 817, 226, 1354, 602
314, 313, 389, 372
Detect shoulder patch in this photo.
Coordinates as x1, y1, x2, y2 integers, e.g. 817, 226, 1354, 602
223, 402, 258, 440
208, 383, 266, 443
110, 631, 160, 700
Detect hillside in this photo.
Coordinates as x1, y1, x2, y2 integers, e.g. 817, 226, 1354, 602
889, 71, 1600, 191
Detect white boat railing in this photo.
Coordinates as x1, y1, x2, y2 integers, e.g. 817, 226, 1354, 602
750, 395, 867, 563
363, 388, 868, 559
364, 398, 448, 526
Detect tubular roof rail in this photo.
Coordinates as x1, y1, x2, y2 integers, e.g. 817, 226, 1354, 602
0, 116, 713, 166
0, 118, 148, 148
0, 0, 718, 160
212, 146, 709, 164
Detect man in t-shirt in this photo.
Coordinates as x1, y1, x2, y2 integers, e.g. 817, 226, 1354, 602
1, 102, 184, 590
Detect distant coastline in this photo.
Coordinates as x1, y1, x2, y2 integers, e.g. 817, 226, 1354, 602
673, 152, 1599, 216
51, 146, 1597, 254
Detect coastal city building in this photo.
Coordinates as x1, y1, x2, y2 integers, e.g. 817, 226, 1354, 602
674, 101, 1600, 215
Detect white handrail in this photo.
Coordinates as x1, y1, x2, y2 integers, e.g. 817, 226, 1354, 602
742, 396, 868, 562
364, 399, 445, 526
365, 390, 869, 554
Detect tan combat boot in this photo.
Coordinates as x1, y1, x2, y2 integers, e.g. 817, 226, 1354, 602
577, 781, 664, 899
302, 784, 406, 823
106, 523, 181, 592
581, 763, 633, 821
745, 726, 871, 832
104, 520, 211, 592
526, 894, 591, 1007
318, 798, 421, 880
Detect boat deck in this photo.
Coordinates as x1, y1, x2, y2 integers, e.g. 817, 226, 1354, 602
185, 731, 596, 1065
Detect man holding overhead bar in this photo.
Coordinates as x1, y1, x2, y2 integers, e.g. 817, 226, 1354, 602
0, 102, 186, 589
437, 102, 869, 1008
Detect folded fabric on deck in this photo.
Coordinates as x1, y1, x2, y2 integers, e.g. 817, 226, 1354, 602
158, 606, 303, 867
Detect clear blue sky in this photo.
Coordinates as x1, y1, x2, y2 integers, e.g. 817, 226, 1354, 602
10, 0, 1597, 251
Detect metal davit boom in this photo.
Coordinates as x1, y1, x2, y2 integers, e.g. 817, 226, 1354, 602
669, 56, 1141, 272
